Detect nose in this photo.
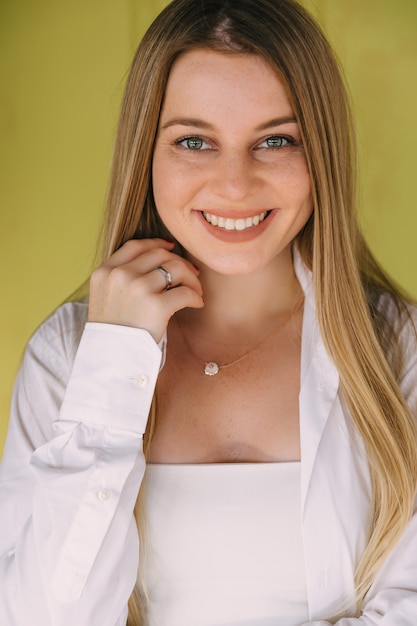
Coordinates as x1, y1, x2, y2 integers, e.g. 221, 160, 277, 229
211, 150, 258, 202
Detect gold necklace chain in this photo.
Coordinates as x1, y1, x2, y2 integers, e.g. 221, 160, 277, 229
176, 302, 301, 376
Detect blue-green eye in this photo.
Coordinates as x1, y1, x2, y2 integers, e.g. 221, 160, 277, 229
260, 136, 290, 149
177, 136, 209, 150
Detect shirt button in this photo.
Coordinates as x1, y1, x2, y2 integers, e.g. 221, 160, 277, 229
133, 373, 148, 388
97, 488, 110, 502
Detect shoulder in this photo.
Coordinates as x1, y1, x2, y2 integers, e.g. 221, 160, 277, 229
24, 301, 89, 384
28, 301, 88, 354
374, 292, 417, 407
32, 300, 88, 337
373, 290, 417, 347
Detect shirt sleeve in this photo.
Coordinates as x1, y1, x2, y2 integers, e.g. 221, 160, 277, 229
0, 304, 163, 626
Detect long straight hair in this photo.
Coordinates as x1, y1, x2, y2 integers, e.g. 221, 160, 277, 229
97, 0, 417, 622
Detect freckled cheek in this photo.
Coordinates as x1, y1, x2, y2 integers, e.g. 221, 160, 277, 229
154, 156, 200, 194
152, 163, 196, 229
153, 160, 179, 213
288, 161, 311, 200
269, 169, 311, 205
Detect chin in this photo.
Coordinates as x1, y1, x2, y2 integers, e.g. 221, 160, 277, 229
198, 251, 274, 277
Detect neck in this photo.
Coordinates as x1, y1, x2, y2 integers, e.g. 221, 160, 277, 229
181, 247, 303, 334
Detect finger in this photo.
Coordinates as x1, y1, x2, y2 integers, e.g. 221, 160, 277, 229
104, 247, 200, 288
154, 265, 173, 292
90, 254, 203, 313
144, 287, 205, 342
149, 257, 203, 295
91, 243, 177, 294
103, 238, 174, 268
127, 247, 200, 278
163, 285, 205, 315
100, 251, 200, 293
124, 261, 202, 299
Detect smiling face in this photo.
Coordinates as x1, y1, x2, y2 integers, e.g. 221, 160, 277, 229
152, 48, 313, 276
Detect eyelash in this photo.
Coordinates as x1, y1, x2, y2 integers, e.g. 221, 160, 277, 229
256, 135, 296, 150
174, 136, 211, 151
174, 134, 297, 152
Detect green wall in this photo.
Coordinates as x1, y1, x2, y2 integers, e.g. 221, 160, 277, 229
1, 0, 417, 455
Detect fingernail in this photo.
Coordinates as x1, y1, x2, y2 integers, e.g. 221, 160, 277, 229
192, 263, 200, 272
164, 238, 175, 244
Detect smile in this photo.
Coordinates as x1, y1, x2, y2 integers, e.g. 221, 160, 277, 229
202, 211, 269, 231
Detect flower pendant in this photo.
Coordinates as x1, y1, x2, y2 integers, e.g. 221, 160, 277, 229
204, 362, 220, 376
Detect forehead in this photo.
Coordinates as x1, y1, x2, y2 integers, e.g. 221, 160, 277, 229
160, 48, 294, 121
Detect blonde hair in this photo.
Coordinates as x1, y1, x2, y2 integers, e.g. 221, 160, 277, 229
98, 0, 417, 622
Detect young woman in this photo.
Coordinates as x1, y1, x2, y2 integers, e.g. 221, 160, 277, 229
1, 0, 417, 624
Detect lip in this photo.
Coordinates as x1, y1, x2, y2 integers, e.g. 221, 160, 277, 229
195, 209, 277, 242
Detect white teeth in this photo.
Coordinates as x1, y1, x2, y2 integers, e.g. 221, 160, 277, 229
202, 211, 268, 231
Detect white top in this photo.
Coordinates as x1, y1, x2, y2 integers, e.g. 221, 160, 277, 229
1, 250, 417, 625
144, 462, 309, 626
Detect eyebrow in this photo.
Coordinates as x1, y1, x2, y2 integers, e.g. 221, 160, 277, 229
160, 115, 297, 131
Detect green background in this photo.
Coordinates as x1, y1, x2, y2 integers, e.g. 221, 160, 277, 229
1, 0, 416, 456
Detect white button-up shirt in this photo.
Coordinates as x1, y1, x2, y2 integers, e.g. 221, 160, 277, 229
1, 254, 417, 625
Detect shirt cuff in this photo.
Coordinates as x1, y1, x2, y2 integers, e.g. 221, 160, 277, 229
58, 323, 163, 434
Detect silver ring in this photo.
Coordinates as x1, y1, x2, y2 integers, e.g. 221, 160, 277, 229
156, 265, 172, 291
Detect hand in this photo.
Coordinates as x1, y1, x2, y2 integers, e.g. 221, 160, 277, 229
88, 239, 204, 342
